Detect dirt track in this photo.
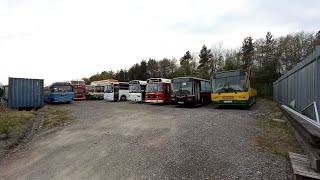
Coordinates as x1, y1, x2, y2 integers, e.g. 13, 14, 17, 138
0, 100, 292, 179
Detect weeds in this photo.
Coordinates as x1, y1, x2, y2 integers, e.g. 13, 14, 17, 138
256, 100, 303, 158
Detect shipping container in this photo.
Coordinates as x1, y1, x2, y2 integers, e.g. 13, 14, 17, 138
7, 77, 44, 109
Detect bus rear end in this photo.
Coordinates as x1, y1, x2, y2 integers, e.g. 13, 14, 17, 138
211, 70, 256, 107
73, 85, 86, 100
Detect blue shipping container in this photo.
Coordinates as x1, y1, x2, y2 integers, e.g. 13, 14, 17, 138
8, 77, 44, 109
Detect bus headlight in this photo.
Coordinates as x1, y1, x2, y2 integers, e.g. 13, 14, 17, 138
238, 96, 245, 99
171, 98, 175, 101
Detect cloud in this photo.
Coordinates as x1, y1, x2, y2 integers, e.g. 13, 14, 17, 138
0, 0, 319, 84
170, 0, 320, 36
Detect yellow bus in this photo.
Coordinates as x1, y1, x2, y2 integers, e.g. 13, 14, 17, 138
211, 70, 257, 107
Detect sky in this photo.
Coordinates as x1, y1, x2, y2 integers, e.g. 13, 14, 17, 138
0, 0, 319, 85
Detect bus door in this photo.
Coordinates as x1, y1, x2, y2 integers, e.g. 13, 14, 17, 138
114, 84, 119, 101
164, 83, 171, 102
141, 85, 146, 101
195, 81, 200, 101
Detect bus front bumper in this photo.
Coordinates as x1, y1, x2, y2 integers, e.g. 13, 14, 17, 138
146, 99, 164, 103
212, 99, 252, 106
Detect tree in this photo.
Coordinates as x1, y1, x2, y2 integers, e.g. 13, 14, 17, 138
128, 63, 140, 80
0, 83, 3, 97
254, 31, 280, 83
147, 59, 159, 77
138, 60, 148, 80
82, 77, 90, 85
241, 36, 255, 72
180, 51, 192, 76
210, 43, 224, 75
223, 49, 242, 71
168, 58, 178, 78
198, 45, 213, 79
159, 58, 171, 78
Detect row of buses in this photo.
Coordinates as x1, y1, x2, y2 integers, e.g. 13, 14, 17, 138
44, 70, 257, 107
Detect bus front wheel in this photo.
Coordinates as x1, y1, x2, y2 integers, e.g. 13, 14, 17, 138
120, 95, 126, 101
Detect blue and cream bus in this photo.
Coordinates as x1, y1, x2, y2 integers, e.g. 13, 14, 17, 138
44, 82, 74, 103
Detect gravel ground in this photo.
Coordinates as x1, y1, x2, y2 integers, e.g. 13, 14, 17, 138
0, 100, 292, 179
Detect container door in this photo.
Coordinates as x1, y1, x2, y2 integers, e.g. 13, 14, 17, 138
114, 84, 119, 101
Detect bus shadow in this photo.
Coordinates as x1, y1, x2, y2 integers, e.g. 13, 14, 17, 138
214, 105, 252, 110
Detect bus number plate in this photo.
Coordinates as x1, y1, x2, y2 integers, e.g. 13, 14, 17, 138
178, 101, 184, 104
223, 100, 232, 103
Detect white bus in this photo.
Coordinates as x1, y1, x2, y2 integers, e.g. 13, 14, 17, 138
129, 80, 147, 102
104, 82, 129, 101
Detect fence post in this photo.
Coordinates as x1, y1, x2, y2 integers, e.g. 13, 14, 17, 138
316, 46, 320, 117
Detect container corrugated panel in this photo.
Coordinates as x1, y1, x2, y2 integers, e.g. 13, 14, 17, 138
8, 77, 44, 108
273, 46, 320, 121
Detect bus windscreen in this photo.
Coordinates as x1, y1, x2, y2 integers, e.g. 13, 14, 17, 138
213, 75, 246, 93
172, 81, 193, 95
146, 84, 162, 93
52, 85, 73, 93
129, 84, 141, 93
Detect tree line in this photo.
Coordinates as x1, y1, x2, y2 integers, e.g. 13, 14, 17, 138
83, 31, 320, 96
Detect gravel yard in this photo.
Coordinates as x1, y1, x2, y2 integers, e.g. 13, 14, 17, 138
0, 100, 293, 179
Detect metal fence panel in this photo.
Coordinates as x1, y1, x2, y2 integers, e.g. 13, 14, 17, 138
273, 46, 320, 122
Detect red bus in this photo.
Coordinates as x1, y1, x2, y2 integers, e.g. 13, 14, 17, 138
145, 78, 172, 104
69, 80, 86, 100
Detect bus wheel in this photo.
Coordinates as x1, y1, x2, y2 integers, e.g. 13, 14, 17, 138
120, 95, 126, 101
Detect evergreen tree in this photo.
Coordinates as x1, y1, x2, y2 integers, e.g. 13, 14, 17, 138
147, 59, 159, 77
241, 36, 254, 72
180, 51, 192, 76
198, 45, 213, 79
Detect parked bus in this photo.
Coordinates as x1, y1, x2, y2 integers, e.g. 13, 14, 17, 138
171, 77, 211, 106
128, 80, 147, 102
104, 82, 129, 101
90, 80, 118, 100
69, 80, 86, 100
44, 82, 74, 103
85, 85, 94, 99
211, 70, 257, 107
145, 78, 172, 104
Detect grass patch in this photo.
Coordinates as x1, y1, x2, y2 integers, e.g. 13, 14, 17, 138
256, 100, 303, 158
0, 110, 36, 138
43, 107, 72, 129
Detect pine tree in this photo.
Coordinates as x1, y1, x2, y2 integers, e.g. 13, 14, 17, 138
198, 45, 213, 79
241, 36, 254, 72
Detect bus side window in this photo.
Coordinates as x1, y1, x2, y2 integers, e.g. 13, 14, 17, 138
119, 83, 129, 90
200, 81, 205, 91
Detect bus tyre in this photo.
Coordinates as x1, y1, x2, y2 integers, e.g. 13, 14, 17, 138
120, 95, 126, 101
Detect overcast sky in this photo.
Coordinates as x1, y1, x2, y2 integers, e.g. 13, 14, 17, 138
1, 0, 319, 85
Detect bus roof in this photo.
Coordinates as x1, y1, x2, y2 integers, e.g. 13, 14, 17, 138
90, 79, 118, 85
69, 80, 85, 85
52, 82, 72, 86
147, 78, 171, 83
129, 80, 147, 85
213, 70, 246, 79
172, 77, 210, 83
103, 82, 129, 85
